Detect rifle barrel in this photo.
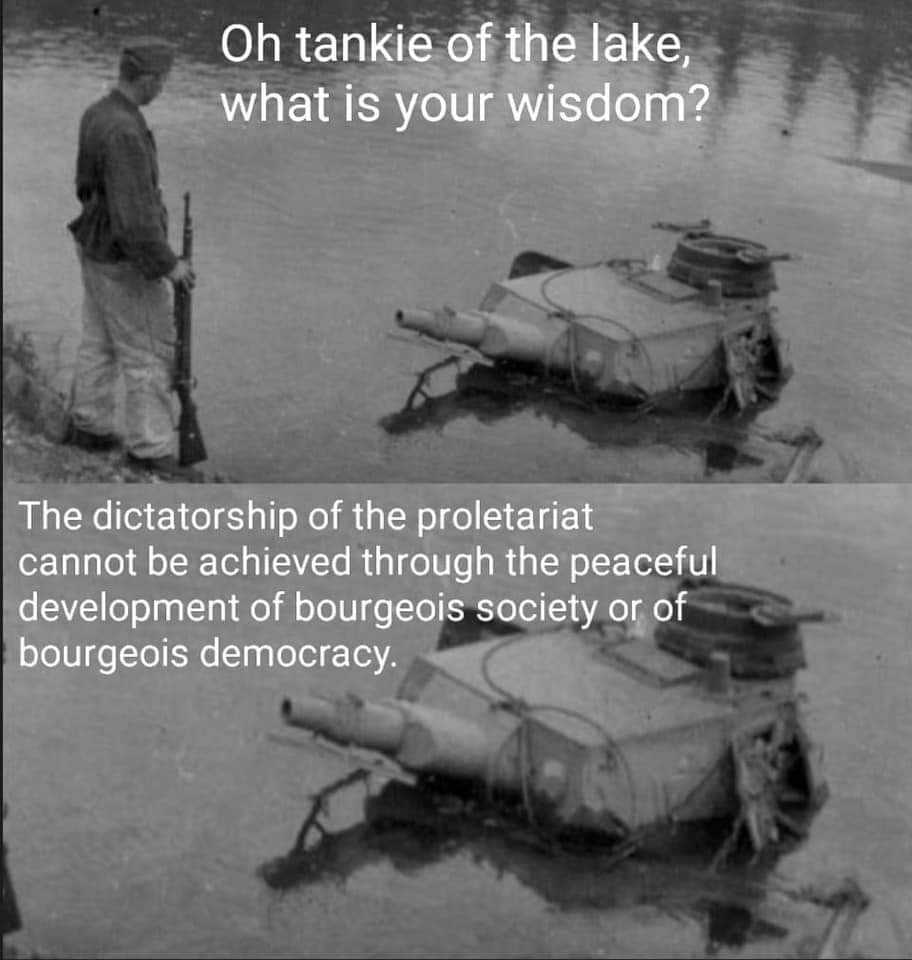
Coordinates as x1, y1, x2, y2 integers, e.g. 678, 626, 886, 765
174, 191, 206, 466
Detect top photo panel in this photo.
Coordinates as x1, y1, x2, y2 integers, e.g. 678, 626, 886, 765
4, 0, 911, 483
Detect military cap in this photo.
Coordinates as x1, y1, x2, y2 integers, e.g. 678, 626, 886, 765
120, 37, 175, 79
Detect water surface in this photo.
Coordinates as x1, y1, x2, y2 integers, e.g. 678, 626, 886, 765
3, 0, 911, 480
3, 484, 911, 957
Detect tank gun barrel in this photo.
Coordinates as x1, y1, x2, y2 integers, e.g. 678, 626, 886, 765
735, 249, 797, 266
396, 305, 581, 372
281, 694, 499, 782
750, 605, 839, 628
281, 695, 406, 753
396, 307, 487, 346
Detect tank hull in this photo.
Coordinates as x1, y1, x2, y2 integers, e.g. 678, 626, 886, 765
396, 250, 792, 411
283, 607, 826, 848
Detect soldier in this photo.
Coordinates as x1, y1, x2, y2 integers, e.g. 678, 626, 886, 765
66, 38, 199, 480
1, 809, 21, 941
2, 644, 21, 942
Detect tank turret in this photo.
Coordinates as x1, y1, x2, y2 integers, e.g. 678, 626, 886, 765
666, 232, 787, 298
654, 578, 829, 679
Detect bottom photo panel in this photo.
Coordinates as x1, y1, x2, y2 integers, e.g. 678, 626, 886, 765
3, 483, 910, 959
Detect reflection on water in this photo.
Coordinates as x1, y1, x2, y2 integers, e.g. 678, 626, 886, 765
3, 485, 911, 957
829, 157, 912, 183
258, 775, 862, 959
379, 359, 810, 481
5, 0, 910, 141
3, 0, 912, 481
260, 778, 790, 915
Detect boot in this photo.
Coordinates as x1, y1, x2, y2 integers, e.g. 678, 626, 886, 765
63, 420, 120, 452
125, 453, 205, 482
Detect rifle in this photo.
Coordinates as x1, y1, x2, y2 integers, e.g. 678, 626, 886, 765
173, 191, 207, 466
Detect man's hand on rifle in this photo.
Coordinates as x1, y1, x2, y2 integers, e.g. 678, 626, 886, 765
168, 257, 196, 289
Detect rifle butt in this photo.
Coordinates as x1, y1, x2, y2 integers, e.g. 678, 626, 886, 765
178, 399, 207, 467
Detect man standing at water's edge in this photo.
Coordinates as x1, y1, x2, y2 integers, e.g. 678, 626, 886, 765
66, 38, 197, 480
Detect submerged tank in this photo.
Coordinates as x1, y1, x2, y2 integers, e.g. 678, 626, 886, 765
395, 229, 795, 412
280, 578, 830, 854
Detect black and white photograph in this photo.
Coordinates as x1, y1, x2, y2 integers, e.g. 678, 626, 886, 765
2, 1, 911, 959
3, 0, 910, 483
3, 485, 912, 957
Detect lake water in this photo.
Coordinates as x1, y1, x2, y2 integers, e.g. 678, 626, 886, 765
3, 0, 912, 481
2, 1, 911, 955
3, 483, 911, 958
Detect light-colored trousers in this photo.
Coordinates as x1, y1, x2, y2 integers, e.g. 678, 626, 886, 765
71, 249, 176, 459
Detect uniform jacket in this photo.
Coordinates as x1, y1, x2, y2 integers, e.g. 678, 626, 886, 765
68, 89, 178, 280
